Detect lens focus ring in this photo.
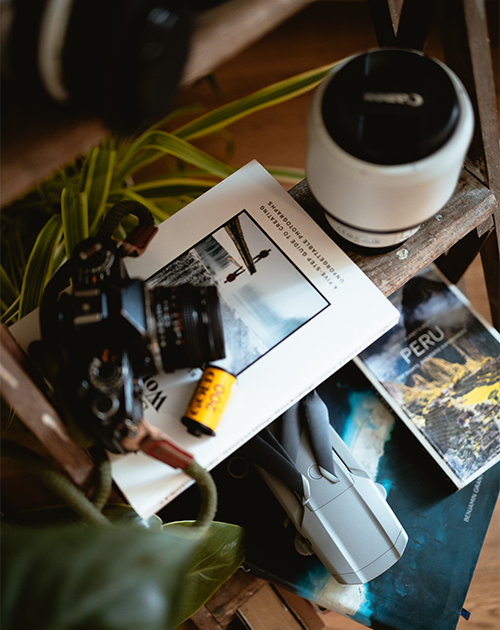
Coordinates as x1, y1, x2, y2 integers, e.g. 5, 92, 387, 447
147, 284, 225, 372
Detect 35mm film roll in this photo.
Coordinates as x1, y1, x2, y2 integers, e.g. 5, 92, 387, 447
182, 366, 237, 436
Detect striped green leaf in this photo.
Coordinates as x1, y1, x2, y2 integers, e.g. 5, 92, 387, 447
80, 148, 116, 234
146, 103, 207, 132
116, 131, 235, 182
0, 265, 19, 312
173, 62, 337, 141
61, 188, 89, 258
113, 148, 171, 184
1, 297, 20, 326
129, 176, 215, 199
19, 215, 63, 319
107, 188, 168, 224
2, 223, 29, 290
266, 166, 305, 185
80, 148, 98, 194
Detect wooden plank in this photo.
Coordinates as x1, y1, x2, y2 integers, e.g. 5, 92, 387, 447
238, 583, 305, 630
0, 325, 95, 487
480, 229, 500, 329
189, 570, 266, 629
274, 586, 326, 630
182, 0, 315, 86
435, 228, 490, 284
289, 168, 497, 297
206, 571, 267, 626
189, 607, 225, 630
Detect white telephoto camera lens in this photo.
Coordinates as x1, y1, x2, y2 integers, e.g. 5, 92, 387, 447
306, 48, 474, 251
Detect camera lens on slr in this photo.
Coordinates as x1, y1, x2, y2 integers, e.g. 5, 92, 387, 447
150, 284, 225, 372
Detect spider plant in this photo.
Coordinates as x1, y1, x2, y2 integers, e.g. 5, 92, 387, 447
0, 61, 336, 327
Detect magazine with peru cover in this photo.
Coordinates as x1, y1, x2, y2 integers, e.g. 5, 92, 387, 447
354, 264, 500, 489
10, 161, 399, 518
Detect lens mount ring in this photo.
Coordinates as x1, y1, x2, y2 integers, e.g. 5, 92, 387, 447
147, 283, 225, 372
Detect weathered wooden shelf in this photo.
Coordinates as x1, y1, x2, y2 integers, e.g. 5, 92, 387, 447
290, 167, 498, 297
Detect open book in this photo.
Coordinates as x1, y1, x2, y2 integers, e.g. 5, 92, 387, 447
12, 161, 399, 518
355, 264, 500, 489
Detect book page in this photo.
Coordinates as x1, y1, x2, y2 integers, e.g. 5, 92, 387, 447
11, 161, 399, 518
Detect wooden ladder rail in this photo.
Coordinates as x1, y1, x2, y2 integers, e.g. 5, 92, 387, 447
439, 0, 500, 329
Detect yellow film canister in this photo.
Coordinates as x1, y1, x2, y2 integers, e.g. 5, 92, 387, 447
182, 366, 237, 437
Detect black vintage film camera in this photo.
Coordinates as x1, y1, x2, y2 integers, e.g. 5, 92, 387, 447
40, 225, 225, 454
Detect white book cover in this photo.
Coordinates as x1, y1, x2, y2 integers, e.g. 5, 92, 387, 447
355, 264, 500, 489
11, 161, 399, 518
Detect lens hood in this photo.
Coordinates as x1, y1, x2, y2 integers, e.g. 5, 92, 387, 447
306, 48, 474, 251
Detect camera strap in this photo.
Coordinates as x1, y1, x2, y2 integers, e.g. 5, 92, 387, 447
122, 418, 217, 529
122, 418, 194, 469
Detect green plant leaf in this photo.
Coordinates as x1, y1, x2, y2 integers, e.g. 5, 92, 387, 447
266, 166, 305, 185
173, 62, 337, 141
114, 148, 165, 184
80, 147, 117, 234
0, 265, 19, 312
61, 187, 89, 258
1, 522, 202, 630
18, 214, 63, 319
107, 188, 168, 223
10, 232, 28, 287
129, 176, 215, 199
147, 103, 207, 132
116, 131, 235, 181
1, 297, 20, 326
165, 521, 245, 627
